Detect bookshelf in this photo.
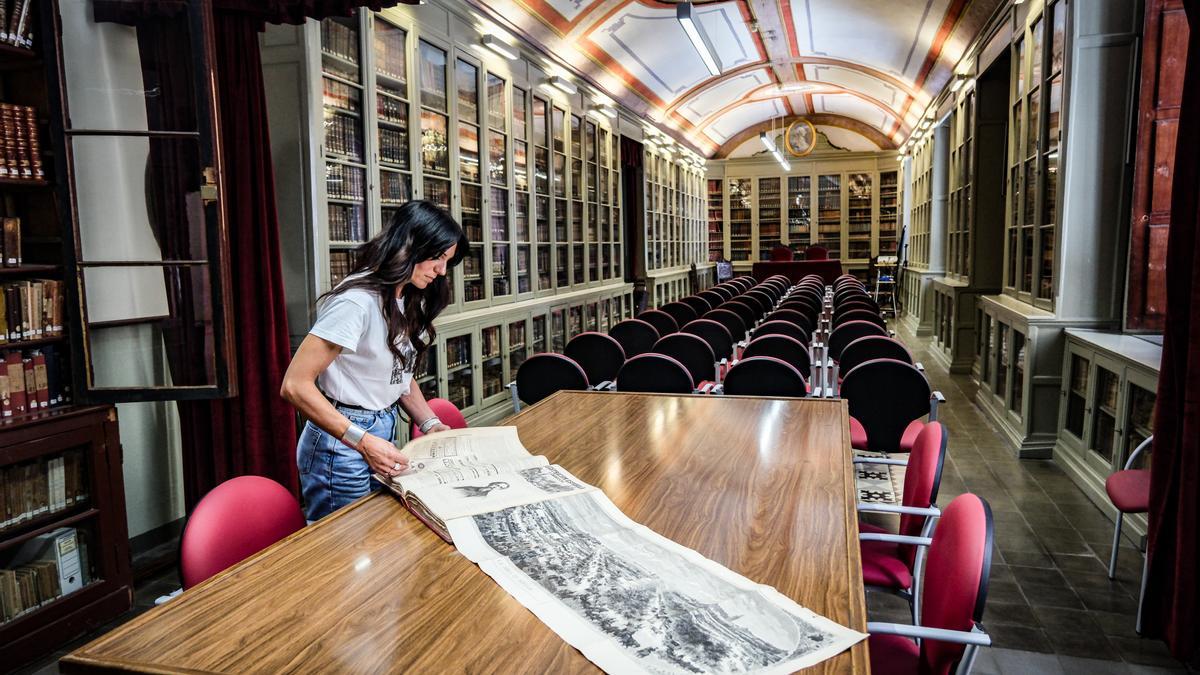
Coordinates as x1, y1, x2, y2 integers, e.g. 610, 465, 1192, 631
643, 146, 706, 274
756, 177, 780, 260
727, 178, 752, 262
267, 6, 635, 426
787, 175, 811, 244
816, 174, 842, 259
0, 14, 131, 666
878, 170, 899, 255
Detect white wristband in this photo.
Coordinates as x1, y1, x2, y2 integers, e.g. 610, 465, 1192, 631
341, 423, 367, 449
418, 416, 443, 434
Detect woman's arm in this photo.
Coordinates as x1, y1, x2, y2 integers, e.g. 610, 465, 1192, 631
399, 378, 451, 433
280, 334, 409, 475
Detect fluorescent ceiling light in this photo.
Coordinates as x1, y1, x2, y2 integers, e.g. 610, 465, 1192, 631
677, 2, 721, 77
770, 149, 790, 172
594, 105, 618, 119
759, 131, 777, 153
548, 76, 577, 95
481, 35, 519, 60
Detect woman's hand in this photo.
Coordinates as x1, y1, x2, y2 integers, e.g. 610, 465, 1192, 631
357, 434, 410, 477
426, 423, 452, 434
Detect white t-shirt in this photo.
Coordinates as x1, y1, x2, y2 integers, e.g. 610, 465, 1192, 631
309, 288, 417, 410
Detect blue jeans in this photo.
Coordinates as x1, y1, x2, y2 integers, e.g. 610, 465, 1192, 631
297, 404, 398, 522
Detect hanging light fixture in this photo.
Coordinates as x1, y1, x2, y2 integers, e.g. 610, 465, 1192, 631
677, 2, 722, 77
759, 131, 777, 153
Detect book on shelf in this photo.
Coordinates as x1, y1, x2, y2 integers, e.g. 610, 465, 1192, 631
0, 0, 35, 51
0, 527, 88, 623
375, 426, 596, 543
0, 450, 87, 530
0, 104, 42, 180
0, 278, 65, 341
0, 345, 68, 417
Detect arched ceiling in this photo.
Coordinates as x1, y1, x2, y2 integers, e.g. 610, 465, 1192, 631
470, 0, 1004, 156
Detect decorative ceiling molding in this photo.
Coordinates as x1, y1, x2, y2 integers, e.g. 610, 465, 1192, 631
713, 113, 898, 157
693, 83, 910, 139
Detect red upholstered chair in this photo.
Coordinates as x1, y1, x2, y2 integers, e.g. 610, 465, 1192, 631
719, 299, 760, 330
741, 334, 812, 379
565, 332, 627, 387
770, 245, 794, 261
828, 320, 889, 361
721, 356, 808, 398
609, 319, 661, 358
753, 319, 810, 346
659, 301, 699, 328
180, 476, 306, 589
410, 398, 469, 439
653, 333, 717, 389
702, 308, 748, 347
1105, 435, 1153, 632
511, 353, 589, 411
616, 353, 695, 394
805, 245, 829, 260
636, 309, 679, 338
866, 494, 994, 675
842, 359, 944, 454
834, 308, 887, 330
681, 319, 735, 377
681, 295, 713, 317
855, 422, 948, 621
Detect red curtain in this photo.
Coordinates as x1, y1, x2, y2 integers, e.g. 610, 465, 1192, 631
1144, 0, 1200, 665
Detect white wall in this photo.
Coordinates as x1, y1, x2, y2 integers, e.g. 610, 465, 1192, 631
60, 3, 186, 537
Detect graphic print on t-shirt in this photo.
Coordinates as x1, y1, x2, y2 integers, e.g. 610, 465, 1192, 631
391, 340, 417, 385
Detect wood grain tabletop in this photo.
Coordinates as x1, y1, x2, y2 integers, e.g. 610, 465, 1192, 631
60, 391, 868, 674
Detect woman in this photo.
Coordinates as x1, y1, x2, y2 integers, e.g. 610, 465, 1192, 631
281, 201, 468, 521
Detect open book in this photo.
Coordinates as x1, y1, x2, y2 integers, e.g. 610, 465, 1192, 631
374, 426, 595, 543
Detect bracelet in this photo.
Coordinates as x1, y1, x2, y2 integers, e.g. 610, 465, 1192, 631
418, 416, 443, 434
341, 423, 368, 449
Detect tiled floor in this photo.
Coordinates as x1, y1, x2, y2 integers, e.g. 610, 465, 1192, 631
862, 322, 1192, 673
14, 322, 1194, 674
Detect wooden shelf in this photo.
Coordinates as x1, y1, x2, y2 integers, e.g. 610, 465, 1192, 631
0, 507, 98, 554
0, 264, 59, 277
0, 334, 66, 350
0, 177, 49, 189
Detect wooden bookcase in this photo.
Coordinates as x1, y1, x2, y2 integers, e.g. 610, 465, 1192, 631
0, 12, 130, 667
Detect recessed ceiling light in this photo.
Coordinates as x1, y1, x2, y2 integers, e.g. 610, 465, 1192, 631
481, 35, 519, 60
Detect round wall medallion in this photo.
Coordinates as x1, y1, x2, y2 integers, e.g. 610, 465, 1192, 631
784, 119, 817, 157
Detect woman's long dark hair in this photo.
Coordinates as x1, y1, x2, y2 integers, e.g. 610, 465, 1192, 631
322, 200, 467, 369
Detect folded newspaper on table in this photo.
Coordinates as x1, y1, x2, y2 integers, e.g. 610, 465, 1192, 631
377, 426, 866, 673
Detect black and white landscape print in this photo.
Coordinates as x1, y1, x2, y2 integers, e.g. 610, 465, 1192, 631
457, 492, 864, 674
517, 465, 589, 494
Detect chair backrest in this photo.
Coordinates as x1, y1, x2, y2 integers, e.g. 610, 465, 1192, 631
745, 289, 776, 310
565, 332, 627, 385
681, 318, 735, 362
805, 245, 829, 260
741, 333, 812, 376
764, 309, 816, 335
709, 285, 735, 301
840, 358, 932, 453
897, 422, 948, 565
920, 494, 994, 675
779, 299, 821, 323
834, 308, 886, 330
515, 353, 590, 405
653, 333, 716, 387
733, 293, 768, 316
699, 288, 728, 306
719, 299, 760, 329
609, 319, 661, 358
731, 276, 754, 291
410, 397, 469, 439
833, 299, 880, 320
753, 319, 811, 346
828, 320, 888, 360
770, 245, 794, 261
702, 308, 748, 344
722, 356, 807, 397
180, 476, 306, 589
800, 274, 824, 285
839, 335, 914, 374
834, 288, 870, 307
636, 309, 679, 338
659, 301, 699, 328
616, 353, 695, 394
681, 295, 712, 317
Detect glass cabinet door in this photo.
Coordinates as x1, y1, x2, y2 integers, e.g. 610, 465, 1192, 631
416, 343, 438, 394
879, 170, 899, 255
996, 324, 1009, 402
1089, 365, 1120, 464
513, 86, 531, 295
445, 333, 474, 411
551, 307, 565, 352
787, 176, 810, 246
487, 72, 511, 300
455, 58, 485, 303
728, 179, 752, 262
757, 177, 781, 261
1064, 352, 1090, 440
321, 15, 367, 287
817, 174, 842, 258
846, 173, 872, 260
508, 319, 528, 375
532, 314, 547, 353
1122, 379, 1155, 471
707, 178, 723, 261
1011, 330, 1026, 416
374, 19, 411, 225
568, 305, 582, 339
481, 324, 503, 399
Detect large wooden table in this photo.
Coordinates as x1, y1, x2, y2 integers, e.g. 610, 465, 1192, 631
62, 392, 868, 674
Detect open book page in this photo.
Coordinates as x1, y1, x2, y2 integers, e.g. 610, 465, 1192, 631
448, 491, 866, 674
396, 456, 549, 492
399, 426, 532, 470
405, 464, 596, 522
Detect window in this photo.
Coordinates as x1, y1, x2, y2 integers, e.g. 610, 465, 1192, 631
55, 4, 235, 399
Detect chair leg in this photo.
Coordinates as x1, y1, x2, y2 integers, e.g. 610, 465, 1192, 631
1108, 512, 1124, 579
1136, 546, 1150, 635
